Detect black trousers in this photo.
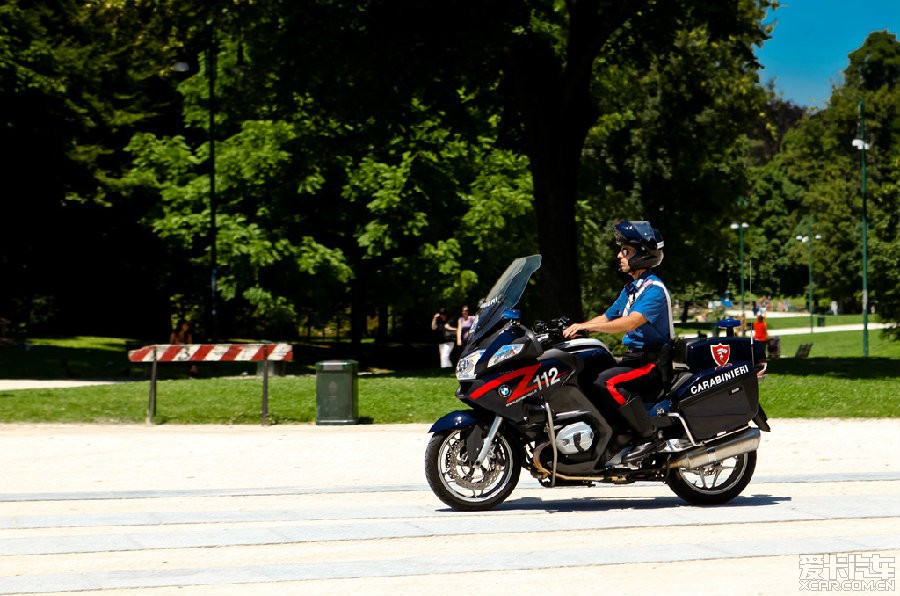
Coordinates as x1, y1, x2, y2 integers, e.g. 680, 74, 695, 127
592, 352, 663, 435
595, 353, 662, 404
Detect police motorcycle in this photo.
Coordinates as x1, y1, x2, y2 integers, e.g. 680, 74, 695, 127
425, 255, 770, 511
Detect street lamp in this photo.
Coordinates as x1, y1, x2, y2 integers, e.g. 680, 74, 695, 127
795, 223, 822, 335
170, 25, 222, 342
207, 33, 218, 342
730, 222, 749, 330
853, 99, 870, 357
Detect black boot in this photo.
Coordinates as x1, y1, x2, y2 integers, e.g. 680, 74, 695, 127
618, 395, 653, 438
621, 439, 661, 463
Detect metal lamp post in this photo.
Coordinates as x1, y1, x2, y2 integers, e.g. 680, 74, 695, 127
207, 35, 218, 342
795, 223, 822, 335
171, 21, 221, 342
853, 99, 870, 357
730, 222, 749, 331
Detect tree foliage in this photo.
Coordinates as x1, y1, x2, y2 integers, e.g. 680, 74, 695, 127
2, 0, 896, 346
0, 1, 182, 335
745, 31, 900, 324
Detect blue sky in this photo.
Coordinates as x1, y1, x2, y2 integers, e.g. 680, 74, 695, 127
755, 0, 900, 106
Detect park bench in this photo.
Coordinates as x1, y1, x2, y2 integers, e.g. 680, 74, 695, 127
128, 343, 293, 424
794, 343, 813, 358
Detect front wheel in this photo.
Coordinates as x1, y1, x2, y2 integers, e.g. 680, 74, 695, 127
667, 450, 757, 505
425, 427, 521, 511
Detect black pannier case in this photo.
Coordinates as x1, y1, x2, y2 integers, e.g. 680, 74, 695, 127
674, 336, 765, 373
670, 337, 763, 440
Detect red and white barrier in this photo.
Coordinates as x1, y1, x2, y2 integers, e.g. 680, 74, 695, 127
128, 343, 293, 424
128, 343, 293, 363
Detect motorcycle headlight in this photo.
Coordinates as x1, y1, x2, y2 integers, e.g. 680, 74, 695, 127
487, 343, 524, 368
456, 350, 485, 381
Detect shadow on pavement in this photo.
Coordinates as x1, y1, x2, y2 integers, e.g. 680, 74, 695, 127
474, 493, 792, 513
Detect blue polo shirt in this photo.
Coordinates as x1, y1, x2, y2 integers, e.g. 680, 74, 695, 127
605, 271, 674, 350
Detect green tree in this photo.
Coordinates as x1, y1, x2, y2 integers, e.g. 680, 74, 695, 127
121, 1, 545, 343
848, 31, 900, 325
0, 1, 217, 337
747, 31, 900, 325
456, 0, 775, 319
213, 0, 775, 323
574, 7, 772, 313
26, 0, 778, 341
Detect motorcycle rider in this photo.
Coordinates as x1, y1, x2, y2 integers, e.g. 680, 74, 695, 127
563, 220, 674, 443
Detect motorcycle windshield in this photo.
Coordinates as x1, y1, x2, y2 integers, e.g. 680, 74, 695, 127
466, 255, 542, 349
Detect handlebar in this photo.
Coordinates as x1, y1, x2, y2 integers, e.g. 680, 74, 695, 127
533, 316, 572, 347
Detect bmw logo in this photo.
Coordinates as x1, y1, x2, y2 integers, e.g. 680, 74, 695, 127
498, 385, 512, 398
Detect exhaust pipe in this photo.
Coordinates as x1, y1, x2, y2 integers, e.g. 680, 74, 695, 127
668, 427, 760, 470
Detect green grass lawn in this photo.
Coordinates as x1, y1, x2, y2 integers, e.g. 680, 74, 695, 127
755, 328, 900, 418
0, 330, 897, 423
0, 336, 141, 379
0, 372, 460, 425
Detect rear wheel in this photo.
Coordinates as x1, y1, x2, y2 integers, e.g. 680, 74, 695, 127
425, 428, 521, 511
667, 450, 757, 505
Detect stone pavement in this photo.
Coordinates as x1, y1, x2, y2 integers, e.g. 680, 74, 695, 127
771, 322, 892, 335
682, 321, 892, 338
0, 380, 118, 390
1, 420, 899, 594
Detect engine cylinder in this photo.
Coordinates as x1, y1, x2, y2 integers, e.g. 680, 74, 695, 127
555, 422, 594, 455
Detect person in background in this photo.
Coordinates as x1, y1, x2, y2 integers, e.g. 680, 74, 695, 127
753, 314, 768, 343
431, 308, 456, 368
170, 320, 193, 345
456, 305, 475, 349
754, 313, 779, 358
169, 319, 198, 377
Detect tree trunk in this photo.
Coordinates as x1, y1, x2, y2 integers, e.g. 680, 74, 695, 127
376, 304, 389, 343
350, 268, 366, 351
530, 142, 585, 321
507, 0, 646, 322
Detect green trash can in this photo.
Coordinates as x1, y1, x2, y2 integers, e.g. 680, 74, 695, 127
315, 359, 359, 425
817, 316, 826, 327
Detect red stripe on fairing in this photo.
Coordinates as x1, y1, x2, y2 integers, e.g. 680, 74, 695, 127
470, 364, 541, 401
605, 362, 657, 405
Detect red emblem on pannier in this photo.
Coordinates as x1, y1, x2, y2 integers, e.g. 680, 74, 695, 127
711, 343, 731, 367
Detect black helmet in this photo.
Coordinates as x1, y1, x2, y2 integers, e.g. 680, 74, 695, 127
613, 220, 665, 270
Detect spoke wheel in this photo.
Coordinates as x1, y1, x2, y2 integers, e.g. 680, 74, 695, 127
425, 428, 521, 512
667, 450, 757, 505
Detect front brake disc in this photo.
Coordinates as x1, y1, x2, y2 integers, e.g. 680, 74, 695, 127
446, 437, 502, 489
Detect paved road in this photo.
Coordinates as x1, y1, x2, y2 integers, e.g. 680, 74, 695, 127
681, 321, 892, 338
765, 322, 892, 336
1, 420, 898, 595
